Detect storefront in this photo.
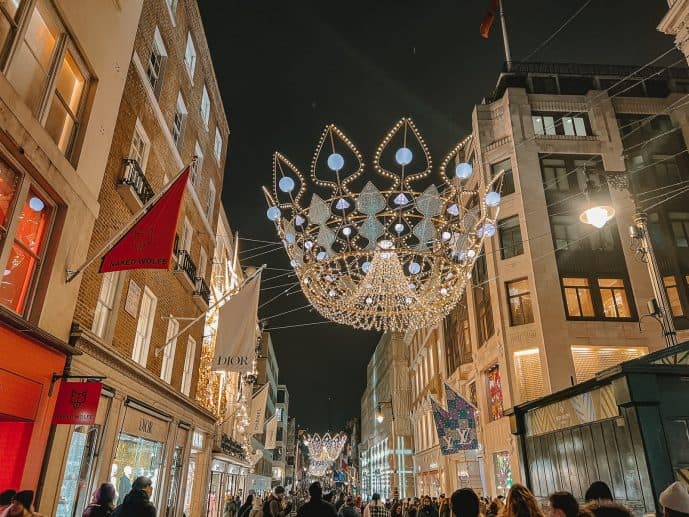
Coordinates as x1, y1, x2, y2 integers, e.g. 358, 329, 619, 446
246, 473, 272, 496
206, 456, 249, 517
0, 319, 71, 492
414, 446, 442, 497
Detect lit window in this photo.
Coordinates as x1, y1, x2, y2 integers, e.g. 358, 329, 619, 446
663, 276, 684, 317
206, 180, 216, 221
513, 349, 545, 403
533, 112, 589, 137
562, 116, 588, 136
201, 85, 210, 128
172, 94, 187, 149
498, 216, 523, 260
6, 0, 89, 158
183, 32, 196, 79
486, 365, 504, 421
507, 278, 534, 326
598, 278, 631, 319
491, 158, 514, 196
214, 127, 223, 163
92, 272, 121, 339
562, 277, 595, 318
132, 287, 157, 367
161, 316, 179, 383
670, 212, 689, 248
129, 120, 150, 171
571, 346, 647, 383
0, 0, 22, 60
147, 27, 167, 97
181, 335, 196, 396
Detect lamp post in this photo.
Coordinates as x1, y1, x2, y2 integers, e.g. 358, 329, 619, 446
375, 400, 397, 500
580, 175, 678, 348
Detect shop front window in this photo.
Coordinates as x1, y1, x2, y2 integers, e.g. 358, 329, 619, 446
183, 455, 196, 516
56, 425, 99, 517
111, 433, 163, 504
493, 451, 512, 496
165, 445, 184, 517
487, 365, 504, 421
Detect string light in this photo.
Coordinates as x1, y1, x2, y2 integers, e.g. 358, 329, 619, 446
263, 118, 502, 331
306, 432, 347, 461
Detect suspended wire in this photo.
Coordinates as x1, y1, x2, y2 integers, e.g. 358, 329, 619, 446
265, 320, 331, 331
261, 303, 314, 321
260, 281, 301, 292
642, 184, 689, 211
239, 237, 281, 244
258, 283, 302, 310
240, 242, 283, 255
522, 0, 593, 62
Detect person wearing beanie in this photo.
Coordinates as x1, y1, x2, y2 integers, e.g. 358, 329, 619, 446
660, 482, 689, 517
0, 491, 16, 513
112, 476, 156, 517
4, 490, 34, 517
296, 483, 338, 517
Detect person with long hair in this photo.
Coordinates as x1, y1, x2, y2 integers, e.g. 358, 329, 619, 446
83, 483, 116, 517
501, 485, 545, 517
238, 494, 255, 517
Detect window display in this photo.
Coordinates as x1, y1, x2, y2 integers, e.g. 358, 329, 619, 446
487, 365, 504, 421
493, 451, 512, 496
111, 432, 163, 504
55, 424, 99, 517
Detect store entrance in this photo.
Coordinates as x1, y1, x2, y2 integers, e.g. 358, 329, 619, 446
111, 433, 164, 504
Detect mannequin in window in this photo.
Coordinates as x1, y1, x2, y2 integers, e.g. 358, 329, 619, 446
117, 466, 133, 504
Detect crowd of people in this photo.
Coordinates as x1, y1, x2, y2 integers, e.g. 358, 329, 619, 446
1, 477, 687, 516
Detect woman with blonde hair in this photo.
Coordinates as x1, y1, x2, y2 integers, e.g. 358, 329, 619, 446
501, 485, 545, 517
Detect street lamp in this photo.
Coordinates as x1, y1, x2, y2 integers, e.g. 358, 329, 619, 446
375, 400, 394, 423
579, 174, 615, 229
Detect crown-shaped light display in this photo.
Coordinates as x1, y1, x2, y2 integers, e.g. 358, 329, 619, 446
263, 118, 503, 331
308, 459, 334, 477
305, 432, 347, 462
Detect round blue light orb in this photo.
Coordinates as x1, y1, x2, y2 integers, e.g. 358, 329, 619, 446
361, 261, 372, 273
29, 196, 45, 212
266, 206, 281, 221
317, 251, 327, 261
395, 147, 413, 166
408, 262, 421, 275
455, 162, 473, 180
278, 176, 295, 193
484, 223, 497, 237
394, 223, 404, 234
327, 153, 344, 171
485, 191, 501, 207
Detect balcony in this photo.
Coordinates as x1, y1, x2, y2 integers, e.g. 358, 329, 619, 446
193, 276, 211, 310
173, 249, 197, 290
117, 159, 155, 212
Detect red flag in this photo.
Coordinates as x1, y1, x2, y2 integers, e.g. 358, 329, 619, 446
52, 381, 102, 425
480, 0, 499, 39
100, 167, 190, 273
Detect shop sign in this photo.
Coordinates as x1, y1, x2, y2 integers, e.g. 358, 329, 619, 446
122, 404, 169, 442
52, 381, 102, 425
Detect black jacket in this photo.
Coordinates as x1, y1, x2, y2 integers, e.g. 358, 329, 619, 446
83, 504, 114, 517
418, 506, 438, 517
113, 489, 156, 517
339, 504, 360, 517
297, 499, 339, 517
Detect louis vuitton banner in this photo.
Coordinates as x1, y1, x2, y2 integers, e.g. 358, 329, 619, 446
430, 383, 479, 456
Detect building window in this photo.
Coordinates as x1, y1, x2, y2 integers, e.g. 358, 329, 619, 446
493, 452, 513, 496
562, 277, 595, 318
598, 278, 631, 319
183, 32, 196, 80
201, 85, 210, 129
132, 287, 157, 367
160, 316, 178, 383
130, 120, 150, 171
486, 365, 504, 421
664, 276, 684, 317
181, 217, 193, 252
165, 0, 178, 21
550, 215, 581, 251
206, 180, 216, 221
214, 128, 223, 163
147, 27, 167, 97
92, 272, 120, 339
5, 0, 90, 158
571, 346, 647, 383
532, 112, 589, 137
542, 158, 569, 191
499, 216, 523, 259
492, 158, 514, 196
192, 141, 203, 187
670, 212, 689, 247
507, 278, 534, 326
181, 335, 196, 396
513, 349, 545, 402
0, 1, 22, 62
172, 94, 187, 150
473, 253, 494, 345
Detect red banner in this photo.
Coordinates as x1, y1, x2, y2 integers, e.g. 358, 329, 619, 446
99, 167, 190, 273
52, 381, 103, 425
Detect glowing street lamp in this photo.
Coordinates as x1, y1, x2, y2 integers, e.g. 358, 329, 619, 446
579, 204, 615, 229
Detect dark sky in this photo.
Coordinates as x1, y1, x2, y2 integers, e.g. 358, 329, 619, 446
199, 0, 674, 431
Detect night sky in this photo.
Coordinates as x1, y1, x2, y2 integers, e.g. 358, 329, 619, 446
199, 0, 674, 431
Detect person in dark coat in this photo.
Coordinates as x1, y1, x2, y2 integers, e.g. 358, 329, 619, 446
112, 476, 156, 517
238, 494, 255, 517
450, 488, 479, 517
297, 483, 338, 517
418, 497, 438, 517
83, 483, 116, 517
339, 496, 361, 517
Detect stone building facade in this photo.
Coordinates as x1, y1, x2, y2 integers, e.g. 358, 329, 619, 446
39, 1, 230, 516
659, 0, 689, 65
0, 0, 143, 511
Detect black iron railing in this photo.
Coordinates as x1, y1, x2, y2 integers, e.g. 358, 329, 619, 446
503, 62, 689, 80
120, 159, 155, 204
194, 277, 211, 305
220, 433, 246, 460
175, 249, 197, 283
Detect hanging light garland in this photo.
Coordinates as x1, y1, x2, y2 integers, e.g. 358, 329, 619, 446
305, 432, 347, 462
308, 459, 334, 477
263, 118, 503, 331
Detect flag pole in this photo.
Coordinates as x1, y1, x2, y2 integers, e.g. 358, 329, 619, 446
154, 263, 266, 357
498, 0, 512, 70
65, 159, 197, 284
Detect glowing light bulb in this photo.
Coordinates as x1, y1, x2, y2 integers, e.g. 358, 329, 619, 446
579, 205, 615, 229
455, 162, 473, 180
279, 176, 295, 193
267, 206, 281, 221
485, 191, 501, 207
395, 147, 413, 165
328, 153, 344, 171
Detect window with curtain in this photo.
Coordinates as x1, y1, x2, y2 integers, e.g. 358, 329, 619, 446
499, 216, 523, 259
507, 278, 534, 326
562, 277, 595, 318
598, 278, 631, 319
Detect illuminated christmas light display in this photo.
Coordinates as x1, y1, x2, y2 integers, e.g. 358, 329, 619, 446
306, 432, 347, 462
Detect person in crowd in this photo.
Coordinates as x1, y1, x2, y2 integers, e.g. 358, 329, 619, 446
450, 488, 479, 517
501, 484, 545, 517
363, 494, 388, 517
355, 497, 363, 511
547, 492, 579, 517
486, 500, 499, 517
419, 496, 439, 517
340, 496, 361, 517
112, 476, 156, 517
83, 483, 117, 517
659, 482, 689, 517
250, 497, 264, 517
1, 491, 34, 517
584, 483, 613, 504
225, 495, 240, 517
265, 486, 293, 517
239, 495, 254, 517
336, 494, 347, 512
0, 491, 16, 514
584, 502, 632, 517
297, 482, 338, 517
405, 498, 418, 517
438, 495, 450, 517
391, 502, 404, 517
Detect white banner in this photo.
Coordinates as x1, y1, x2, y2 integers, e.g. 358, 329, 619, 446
264, 415, 278, 450
249, 384, 269, 435
211, 272, 261, 372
